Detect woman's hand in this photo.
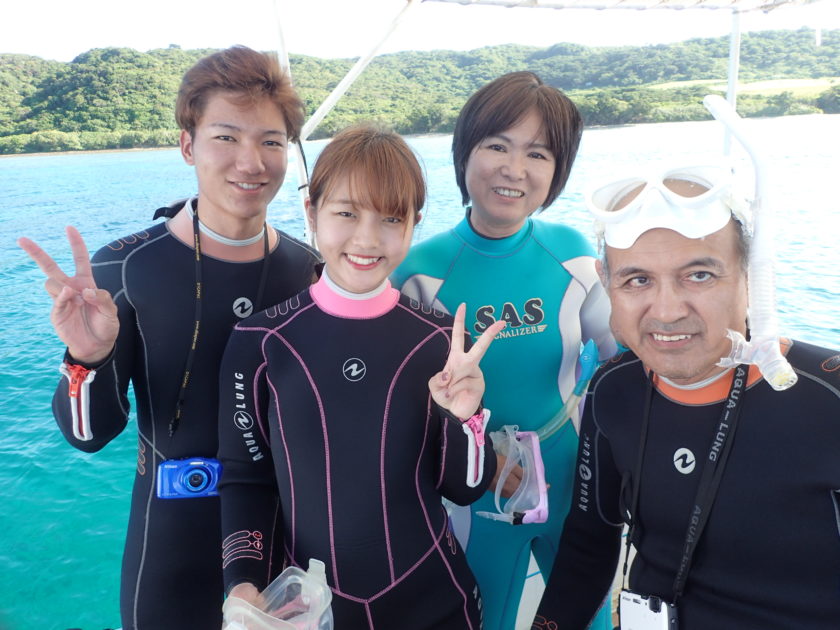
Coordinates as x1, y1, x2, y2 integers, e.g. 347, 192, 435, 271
429, 303, 505, 420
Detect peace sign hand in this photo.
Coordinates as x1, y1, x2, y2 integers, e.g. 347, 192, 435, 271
18, 226, 119, 364
429, 303, 506, 420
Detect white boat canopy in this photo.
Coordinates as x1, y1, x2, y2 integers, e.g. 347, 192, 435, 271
422, 1, 815, 12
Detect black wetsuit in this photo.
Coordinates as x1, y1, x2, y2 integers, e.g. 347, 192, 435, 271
218, 275, 495, 629
533, 340, 840, 630
51, 207, 319, 630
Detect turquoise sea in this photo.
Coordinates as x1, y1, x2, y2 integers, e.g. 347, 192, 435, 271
1, 115, 838, 629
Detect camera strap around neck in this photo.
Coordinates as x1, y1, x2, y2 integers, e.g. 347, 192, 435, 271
622, 364, 748, 605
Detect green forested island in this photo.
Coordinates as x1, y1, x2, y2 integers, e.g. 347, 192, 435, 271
1, 28, 838, 154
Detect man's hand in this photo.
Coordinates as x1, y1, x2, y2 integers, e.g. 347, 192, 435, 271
18, 226, 118, 363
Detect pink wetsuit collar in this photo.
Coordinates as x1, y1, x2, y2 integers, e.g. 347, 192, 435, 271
310, 271, 400, 319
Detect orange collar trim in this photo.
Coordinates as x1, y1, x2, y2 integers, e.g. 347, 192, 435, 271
651, 339, 792, 405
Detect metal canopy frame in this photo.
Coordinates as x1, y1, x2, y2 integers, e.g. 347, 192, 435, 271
423, 0, 814, 12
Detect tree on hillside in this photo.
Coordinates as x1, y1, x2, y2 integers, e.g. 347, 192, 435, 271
0, 54, 63, 135
816, 85, 840, 113
17, 48, 176, 133
1, 29, 837, 154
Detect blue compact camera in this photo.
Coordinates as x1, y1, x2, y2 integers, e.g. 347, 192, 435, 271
156, 458, 222, 499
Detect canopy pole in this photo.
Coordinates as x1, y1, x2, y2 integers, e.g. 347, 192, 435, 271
273, 0, 423, 242
300, 0, 423, 141
271, 0, 315, 241
724, 8, 743, 156
273, 0, 292, 73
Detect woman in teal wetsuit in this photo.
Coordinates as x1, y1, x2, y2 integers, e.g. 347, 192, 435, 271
392, 72, 618, 630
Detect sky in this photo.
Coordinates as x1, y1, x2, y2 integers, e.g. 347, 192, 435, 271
3, 0, 839, 62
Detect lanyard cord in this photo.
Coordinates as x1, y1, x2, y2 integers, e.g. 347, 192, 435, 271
621, 365, 748, 604
622, 377, 655, 585
168, 206, 270, 437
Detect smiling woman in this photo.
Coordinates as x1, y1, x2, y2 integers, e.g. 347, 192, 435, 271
393, 71, 617, 630
464, 109, 556, 238
305, 123, 425, 294
308, 175, 418, 294
453, 71, 582, 239
217, 123, 505, 629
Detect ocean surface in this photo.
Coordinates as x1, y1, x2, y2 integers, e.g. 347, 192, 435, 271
1, 115, 838, 629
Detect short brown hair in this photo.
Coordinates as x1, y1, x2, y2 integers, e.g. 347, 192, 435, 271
452, 71, 583, 210
175, 46, 304, 141
308, 124, 425, 223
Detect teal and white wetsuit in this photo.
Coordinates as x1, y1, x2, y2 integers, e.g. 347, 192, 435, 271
392, 215, 618, 630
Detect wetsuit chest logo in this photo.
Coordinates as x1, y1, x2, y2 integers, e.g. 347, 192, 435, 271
473, 298, 547, 340
234, 411, 254, 431
233, 297, 254, 319
673, 448, 696, 474
342, 358, 367, 382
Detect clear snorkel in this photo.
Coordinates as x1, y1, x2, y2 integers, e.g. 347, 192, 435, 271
536, 339, 599, 440
703, 95, 797, 391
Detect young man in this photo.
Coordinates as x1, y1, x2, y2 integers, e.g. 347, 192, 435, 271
18, 46, 320, 629
532, 168, 840, 629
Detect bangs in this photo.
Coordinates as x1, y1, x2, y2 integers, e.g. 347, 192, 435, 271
452, 71, 582, 209
346, 160, 420, 221
176, 46, 302, 140
310, 125, 425, 221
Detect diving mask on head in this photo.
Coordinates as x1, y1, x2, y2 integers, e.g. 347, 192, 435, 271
586, 93, 797, 392
476, 426, 548, 526
587, 164, 750, 250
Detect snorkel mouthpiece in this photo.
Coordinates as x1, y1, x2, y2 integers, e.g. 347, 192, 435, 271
703, 95, 797, 391
718, 330, 797, 391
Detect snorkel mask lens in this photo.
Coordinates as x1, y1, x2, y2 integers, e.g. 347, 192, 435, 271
587, 165, 737, 249
476, 426, 548, 526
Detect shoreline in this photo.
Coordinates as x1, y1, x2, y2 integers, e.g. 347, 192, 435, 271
2, 112, 837, 158
0, 145, 180, 159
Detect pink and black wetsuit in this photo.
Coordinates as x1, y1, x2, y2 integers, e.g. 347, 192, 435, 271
217, 272, 495, 629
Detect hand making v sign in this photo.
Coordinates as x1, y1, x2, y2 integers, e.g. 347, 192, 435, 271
429, 303, 506, 420
18, 226, 119, 364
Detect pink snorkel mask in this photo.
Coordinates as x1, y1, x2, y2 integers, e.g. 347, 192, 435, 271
476, 426, 548, 526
